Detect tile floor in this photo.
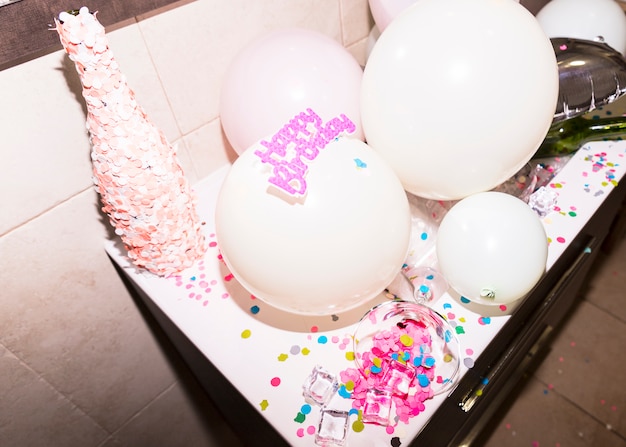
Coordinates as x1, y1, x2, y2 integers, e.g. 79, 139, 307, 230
480, 229, 626, 447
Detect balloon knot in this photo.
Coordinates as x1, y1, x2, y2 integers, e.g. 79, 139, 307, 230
480, 288, 496, 300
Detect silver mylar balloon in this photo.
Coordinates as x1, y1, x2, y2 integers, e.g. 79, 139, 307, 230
553, 37, 626, 123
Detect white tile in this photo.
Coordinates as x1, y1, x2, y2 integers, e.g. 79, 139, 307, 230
137, 0, 343, 135
111, 382, 243, 447
0, 189, 177, 432
0, 343, 108, 447
0, 50, 93, 235
340, 0, 374, 47
0, 21, 180, 236
182, 118, 236, 183
106, 21, 181, 142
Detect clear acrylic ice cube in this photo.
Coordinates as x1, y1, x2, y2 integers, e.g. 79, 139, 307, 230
315, 408, 349, 447
303, 365, 338, 406
383, 359, 416, 397
362, 388, 393, 426
528, 186, 558, 217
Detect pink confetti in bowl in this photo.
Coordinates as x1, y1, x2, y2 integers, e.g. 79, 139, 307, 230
353, 300, 461, 396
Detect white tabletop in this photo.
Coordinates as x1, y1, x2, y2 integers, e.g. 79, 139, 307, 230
106, 141, 625, 446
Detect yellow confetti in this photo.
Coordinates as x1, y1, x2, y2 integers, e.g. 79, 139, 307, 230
352, 420, 365, 432
259, 400, 269, 410
301, 347, 311, 355
400, 334, 413, 347
277, 353, 288, 361
241, 329, 251, 339
345, 351, 355, 361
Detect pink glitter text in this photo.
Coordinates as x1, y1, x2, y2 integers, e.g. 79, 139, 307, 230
254, 108, 356, 196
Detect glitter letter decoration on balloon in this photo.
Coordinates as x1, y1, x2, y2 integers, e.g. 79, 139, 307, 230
254, 108, 356, 196
55, 7, 206, 276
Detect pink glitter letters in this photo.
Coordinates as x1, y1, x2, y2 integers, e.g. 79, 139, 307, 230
254, 108, 356, 196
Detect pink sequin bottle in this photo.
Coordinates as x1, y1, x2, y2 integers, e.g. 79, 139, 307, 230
55, 7, 206, 275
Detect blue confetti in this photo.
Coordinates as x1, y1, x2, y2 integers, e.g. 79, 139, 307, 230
354, 158, 367, 168
338, 385, 351, 398
417, 374, 430, 387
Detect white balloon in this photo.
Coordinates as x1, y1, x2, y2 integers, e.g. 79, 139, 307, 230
220, 29, 364, 155
361, 0, 559, 200
436, 192, 548, 304
537, 0, 626, 56
215, 136, 411, 315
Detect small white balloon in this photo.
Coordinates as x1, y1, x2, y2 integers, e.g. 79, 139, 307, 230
537, 0, 626, 56
436, 192, 548, 304
215, 132, 411, 315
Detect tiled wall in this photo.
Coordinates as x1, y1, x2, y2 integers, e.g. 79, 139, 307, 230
0, 1, 372, 445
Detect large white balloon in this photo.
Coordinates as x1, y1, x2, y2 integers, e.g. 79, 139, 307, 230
361, 0, 559, 200
537, 0, 626, 56
215, 135, 411, 315
436, 192, 548, 304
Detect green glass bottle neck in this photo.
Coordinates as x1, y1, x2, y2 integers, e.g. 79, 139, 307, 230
534, 115, 626, 158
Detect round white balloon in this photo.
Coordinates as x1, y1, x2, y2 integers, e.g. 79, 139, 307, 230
215, 137, 411, 315
361, 0, 559, 200
220, 29, 364, 155
537, 0, 626, 56
436, 192, 548, 304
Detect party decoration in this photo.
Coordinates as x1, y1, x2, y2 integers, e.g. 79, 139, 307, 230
550, 37, 626, 124
537, 0, 626, 56
215, 110, 411, 315
220, 28, 364, 155
361, 0, 558, 200
436, 192, 548, 304
350, 300, 460, 406
55, 7, 206, 276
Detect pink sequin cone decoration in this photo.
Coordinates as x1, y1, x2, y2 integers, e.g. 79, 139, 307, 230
55, 7, 206, 276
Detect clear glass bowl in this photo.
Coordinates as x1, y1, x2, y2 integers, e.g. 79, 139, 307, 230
353, 299, 461, 396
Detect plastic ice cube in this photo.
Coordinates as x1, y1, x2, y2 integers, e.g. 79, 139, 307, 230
303, 365, 338, 406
